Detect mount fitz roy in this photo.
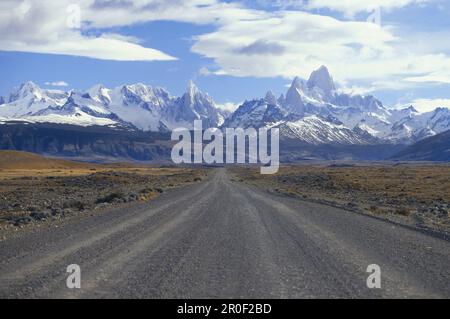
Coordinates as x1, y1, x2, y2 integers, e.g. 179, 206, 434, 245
225, 66, 450, 145
1, 66, 450, 148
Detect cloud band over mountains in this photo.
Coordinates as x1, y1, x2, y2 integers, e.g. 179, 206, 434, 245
0, 0, 449, 92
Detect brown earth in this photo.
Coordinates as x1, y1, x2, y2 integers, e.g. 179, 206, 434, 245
0, 151, 209, 238
231, 164, 450, 234
0, 151, 98, 170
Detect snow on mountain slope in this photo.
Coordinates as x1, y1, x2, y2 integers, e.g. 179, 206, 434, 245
1, 69, 450, 146
103, 84, 172, 131
307, 65, 336, 102
223, 96, 286, 129
387, 107, 450, 142
163, 81, 223, 129
0, 82, 69, 118
278, 115, 371, 145
285, 77, 307, 115
0, 112, 118, 127
331, 106, 392, 139
0, 81, 224, 132
226, 66, 450, 145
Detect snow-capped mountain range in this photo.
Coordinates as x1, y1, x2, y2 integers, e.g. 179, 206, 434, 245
1, 66, 450, 145
0, 80, 226, 132
225, 66, 450, 145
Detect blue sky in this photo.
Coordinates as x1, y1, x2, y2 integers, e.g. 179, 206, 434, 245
1, 0, 450, 112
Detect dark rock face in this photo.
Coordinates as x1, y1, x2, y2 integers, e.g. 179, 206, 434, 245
0, 123, 173, 162
280, 140, 404, 161
0, 122, 407, 162
30, 211, 52, 221
392, 129, 450, 161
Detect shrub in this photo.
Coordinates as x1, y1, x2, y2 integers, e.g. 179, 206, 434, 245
395, 207, 411, 216
96, 192, 125, 204
63, 200, 85, 211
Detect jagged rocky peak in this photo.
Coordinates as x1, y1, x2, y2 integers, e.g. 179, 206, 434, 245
119, 83, 163, 105
291, 76, 304, 89
187, 80, 199, 96
65, 90, 78, 104
9, 81, 42, 102
285, 77, 306, 113
433, 107, 450, 115
395, 105, 419, 117
163, 80, 222, 128
183, 80, 215, 105
407, 105, 418, 113
122, 83, 152, 96
18, 81, 40, 92
265, 90, 278, 105
184, 80, 196, 100
307, 65, 336, 94
88, 83, 108, 95
87, 84, 111, 104
183, 80, 200, 106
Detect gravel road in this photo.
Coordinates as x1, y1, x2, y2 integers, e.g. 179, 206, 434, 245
0, 169, 449, 298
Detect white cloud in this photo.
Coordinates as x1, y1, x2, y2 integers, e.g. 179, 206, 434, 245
216, 102, 239, 113
84, 0, 262, 28
194, 11, 389, 79
190, 5, 450, 89
337, 85, 376, 96
1, 0, 450, 91
249, 0, 428, 15
305, 0, 428, 16
0, 0, 176, 61
199, 67, 214, 77
404, 73, 450, 84
0, 0, 264, 62
397, 98, 450, 113
45, 81, 69, 87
